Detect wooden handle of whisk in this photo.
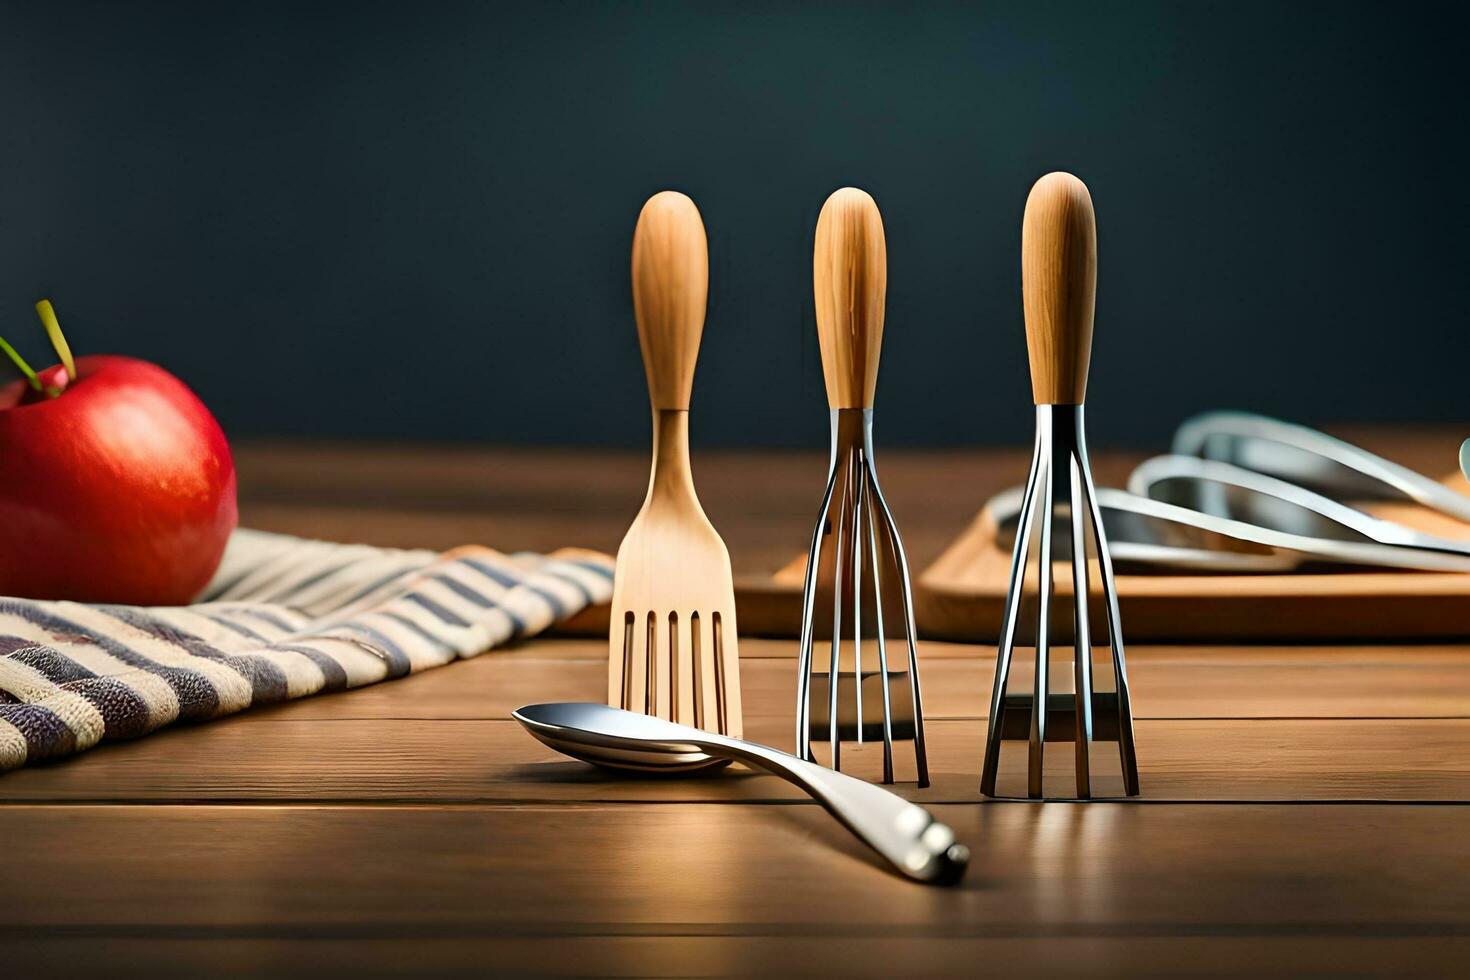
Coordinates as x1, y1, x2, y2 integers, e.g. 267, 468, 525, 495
1022, 172, 1097, 405
631, 191, 708, 411
813, 187, 887, 410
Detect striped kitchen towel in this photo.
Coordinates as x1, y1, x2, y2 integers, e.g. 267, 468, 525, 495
0, 528, 613, 771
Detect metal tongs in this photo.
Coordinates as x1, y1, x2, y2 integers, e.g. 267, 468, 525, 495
1173, 412, 1470, 523
986, 413, 1470, 574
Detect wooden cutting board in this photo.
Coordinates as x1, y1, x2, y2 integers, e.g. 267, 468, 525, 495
560, 464, 1470, 644
915, 478, 1470, 642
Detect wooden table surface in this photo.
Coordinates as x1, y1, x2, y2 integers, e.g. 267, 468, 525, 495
5, 432, 1470, 977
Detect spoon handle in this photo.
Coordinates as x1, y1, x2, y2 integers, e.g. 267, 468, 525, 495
707, 735, 967, 885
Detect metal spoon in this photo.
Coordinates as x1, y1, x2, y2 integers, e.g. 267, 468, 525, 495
512, 702, 969, 885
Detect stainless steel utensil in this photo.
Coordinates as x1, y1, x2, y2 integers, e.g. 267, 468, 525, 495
984, 483, 1305, 572
796, 188, 928, 787
1134, 455, 1470, 564
1174, 412, 1470, 523
981, 173, 1139, 800
984, 454, 1470, 574
512, 702, 969, 886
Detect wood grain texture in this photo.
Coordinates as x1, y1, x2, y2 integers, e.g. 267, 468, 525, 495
4, 803, 1470, 978
1022, 172, 1097, 405
4, 710, 1469, 804
813, 187, 887, 409
6, 437, 1470, 977
631, 191, 708, 411
9, 936, 1470, 979
5, 803, 1468, 929
252, 639, 1470, 723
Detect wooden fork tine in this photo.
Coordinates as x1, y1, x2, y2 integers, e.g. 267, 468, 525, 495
712, 610, 730, 736
673, 610, 696, 726
619, 610, 635, 711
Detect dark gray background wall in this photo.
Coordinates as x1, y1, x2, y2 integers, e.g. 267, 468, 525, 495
1, 1, 1465, 449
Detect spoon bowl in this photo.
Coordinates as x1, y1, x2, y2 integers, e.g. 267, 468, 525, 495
517, 703, 730, 773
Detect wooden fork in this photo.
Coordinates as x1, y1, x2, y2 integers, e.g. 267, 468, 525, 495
607, 191, 742, 738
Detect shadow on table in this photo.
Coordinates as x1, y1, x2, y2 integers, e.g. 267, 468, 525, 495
507, 760, 986, 889
506, 760, 756, 784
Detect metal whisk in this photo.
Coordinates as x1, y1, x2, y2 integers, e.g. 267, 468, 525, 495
979, 172, 1140, 800
796, 188, 929, 787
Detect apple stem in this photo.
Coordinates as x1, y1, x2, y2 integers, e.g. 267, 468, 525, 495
0, 334, 44, 392
35, 299, 77, 382
34, 299, 77, 383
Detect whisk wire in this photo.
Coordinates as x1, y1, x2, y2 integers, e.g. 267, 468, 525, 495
863, 462, 897, 784
1075, 428, 1140, 795
851, 461, 865, 746
864, 441, 930, 788
1030, 434, 1056, 798
827, 456, 850, 770
1069, 452, 1095, 798
797, 409, 929, 786
983, 405, 1140, 799
796, 461, 841, 762
980, 424, 1045, 797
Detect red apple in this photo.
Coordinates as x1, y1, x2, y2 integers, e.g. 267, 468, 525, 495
0, 306, 237, 605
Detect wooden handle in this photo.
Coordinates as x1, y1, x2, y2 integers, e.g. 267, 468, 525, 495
813, 187, 887, 410
631, 191, 708, 411
1022, 172, 1097, 405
